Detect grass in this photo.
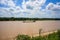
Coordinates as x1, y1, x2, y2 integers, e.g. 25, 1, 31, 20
15, 30, 60, 40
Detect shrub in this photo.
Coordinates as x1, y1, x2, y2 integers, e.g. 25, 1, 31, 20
16, 34, 31, 40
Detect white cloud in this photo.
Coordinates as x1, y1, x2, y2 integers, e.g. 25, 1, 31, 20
0, 0, 16, 7
45, 3, 60, 18
46, 3, 60, 14
46, 3, 54, 10
56, 2, 60, 5
21, 0, 46, 15
0, 8, 12, 17
46, 3, 60, 11
22, 0, 46, 10
0, 0, 60, 18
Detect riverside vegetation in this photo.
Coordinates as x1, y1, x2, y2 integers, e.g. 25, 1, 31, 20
16, 30, 60, 40
0, 17, 60, 21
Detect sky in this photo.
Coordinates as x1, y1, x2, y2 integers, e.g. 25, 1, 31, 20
0, 0, 60, 18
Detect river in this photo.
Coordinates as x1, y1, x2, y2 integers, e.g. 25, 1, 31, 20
0, 21, 60, 40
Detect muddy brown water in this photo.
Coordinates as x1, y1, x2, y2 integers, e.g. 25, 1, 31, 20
0, 21, 60, 40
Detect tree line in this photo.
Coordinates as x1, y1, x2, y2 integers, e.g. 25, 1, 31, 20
0, 17, 60, 21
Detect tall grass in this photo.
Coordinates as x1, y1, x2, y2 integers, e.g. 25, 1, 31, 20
16, 30, 60, 40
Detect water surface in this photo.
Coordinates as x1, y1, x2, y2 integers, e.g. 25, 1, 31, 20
0, 21, 60, 40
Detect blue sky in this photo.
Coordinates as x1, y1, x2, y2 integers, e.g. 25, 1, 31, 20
0, 0, 60, 18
